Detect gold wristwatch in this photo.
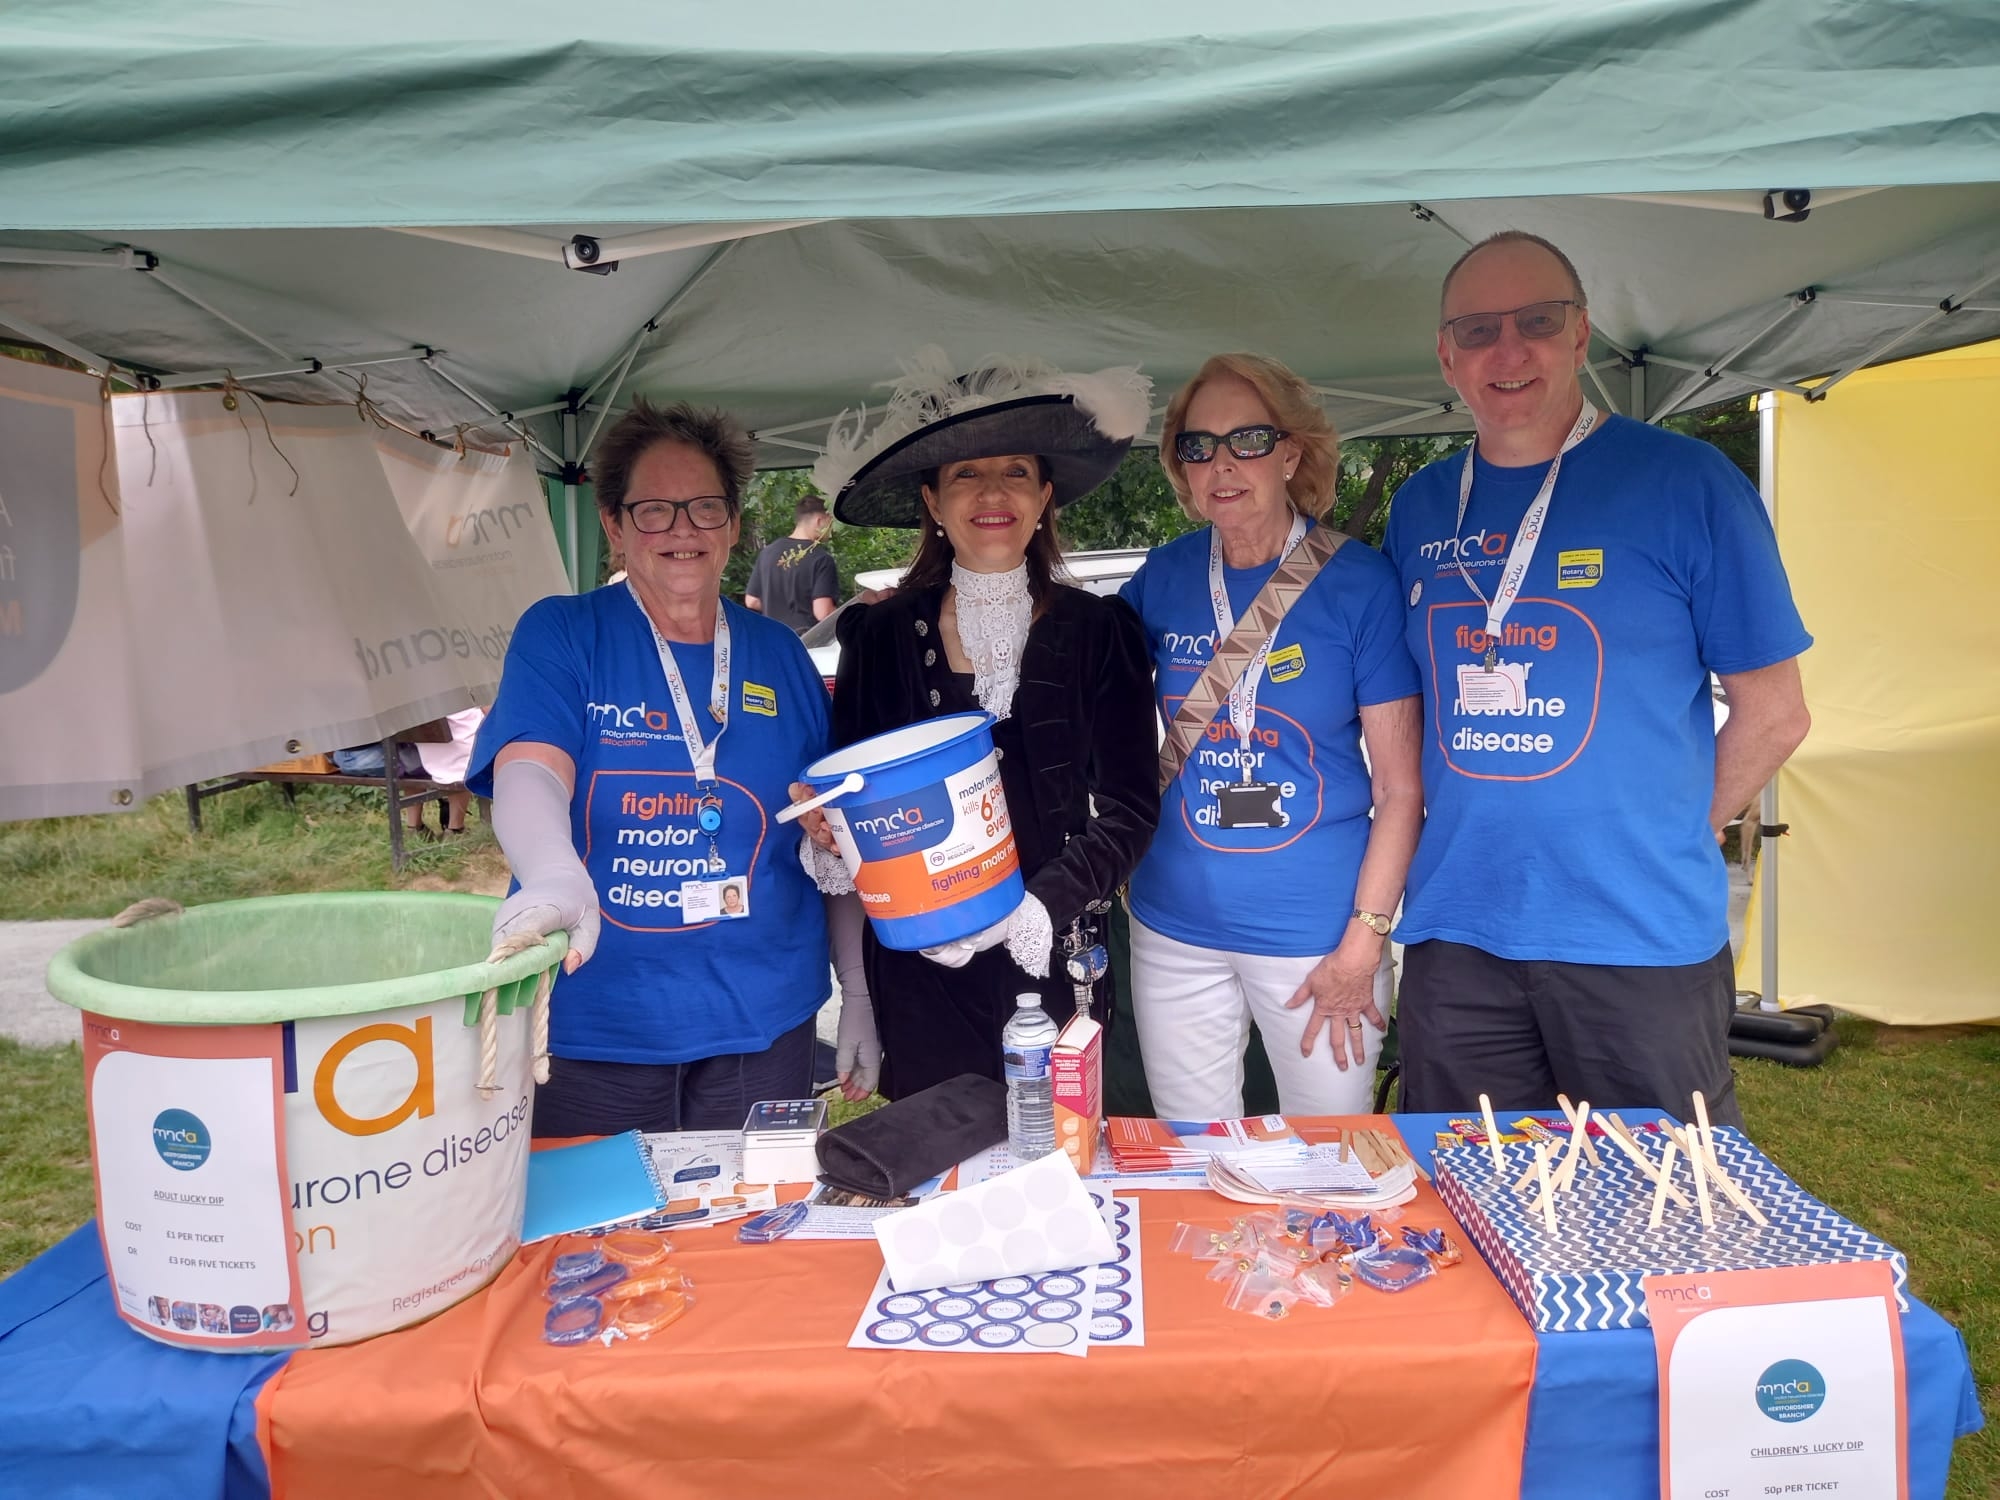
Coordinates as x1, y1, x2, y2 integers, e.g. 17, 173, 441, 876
1351, 909, 1393, 937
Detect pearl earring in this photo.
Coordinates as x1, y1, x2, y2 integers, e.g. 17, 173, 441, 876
935, 526, 944, 537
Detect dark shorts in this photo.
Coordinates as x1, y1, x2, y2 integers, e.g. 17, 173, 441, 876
1397, 939, 1742, 1129
531, 1016, 817, 1138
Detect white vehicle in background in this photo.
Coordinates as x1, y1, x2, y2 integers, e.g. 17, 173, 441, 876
800, 548, 1151, 691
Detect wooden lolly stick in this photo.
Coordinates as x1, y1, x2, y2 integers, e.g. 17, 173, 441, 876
1690, 1092, 1720, 1174
1336, 1127, 1350, 1164
1648, 1140, 1680, 1229
1670, 1120, 1743, 1227
1479, 1093, 1504, 1175
1514, 1154, 1541, 1193
1684, 1125, 1715, 1227
1696, 1136, 1770, 1227
1556, 1093, 1603, 1167
1602, 1115, 1689, 1208
1534, 1143, 1558, 1233
1552, 1115, 1588, 1193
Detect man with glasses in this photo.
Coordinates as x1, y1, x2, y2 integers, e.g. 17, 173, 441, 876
1381, 231, 1813, 1128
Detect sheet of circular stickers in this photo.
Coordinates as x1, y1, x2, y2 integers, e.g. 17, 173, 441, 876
848, 1187, 1145, 1356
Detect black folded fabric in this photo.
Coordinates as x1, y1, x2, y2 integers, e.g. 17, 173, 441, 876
815, 1073, 1009, 1200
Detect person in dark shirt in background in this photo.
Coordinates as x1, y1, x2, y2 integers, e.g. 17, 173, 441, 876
745, 492, 840, 631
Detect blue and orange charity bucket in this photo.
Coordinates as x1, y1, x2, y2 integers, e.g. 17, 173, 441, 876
787, 712, 1023, 949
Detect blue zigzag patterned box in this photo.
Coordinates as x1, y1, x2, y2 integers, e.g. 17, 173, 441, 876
1433, 1126, 1908, 1333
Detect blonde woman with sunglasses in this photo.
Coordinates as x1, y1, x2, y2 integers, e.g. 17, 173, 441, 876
1118, 353, 1423, 1118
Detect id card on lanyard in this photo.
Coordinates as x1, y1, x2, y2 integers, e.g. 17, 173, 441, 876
627, 583, 751, 922
1207, 511, 1308, 829
1450, 403, 1598, 709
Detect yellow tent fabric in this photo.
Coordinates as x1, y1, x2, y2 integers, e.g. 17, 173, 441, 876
1739, 341, 2000, 1023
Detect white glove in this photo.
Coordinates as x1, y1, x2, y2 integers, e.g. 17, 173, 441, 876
827, 892, 880, 1098
490, 758, 601, 972
919, 893, 1052, 979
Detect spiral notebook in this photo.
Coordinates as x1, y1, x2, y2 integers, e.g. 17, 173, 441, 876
522, 1131, 667, 1243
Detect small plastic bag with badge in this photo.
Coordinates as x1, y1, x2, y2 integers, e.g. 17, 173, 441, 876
542, 1231, 695, 1346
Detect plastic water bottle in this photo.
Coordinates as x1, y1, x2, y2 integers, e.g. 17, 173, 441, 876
1002, 993, 1060, 1162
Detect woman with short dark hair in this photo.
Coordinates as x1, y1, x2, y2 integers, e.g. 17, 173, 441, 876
468, 397, 844, 1136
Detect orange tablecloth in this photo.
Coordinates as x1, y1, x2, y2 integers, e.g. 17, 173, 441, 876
256, 1115, 1538, 1499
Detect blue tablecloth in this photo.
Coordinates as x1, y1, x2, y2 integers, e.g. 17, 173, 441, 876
0, 1223, 282, 1500
1394, 1112, 1985, 1500
0, 1118, 1981, 1500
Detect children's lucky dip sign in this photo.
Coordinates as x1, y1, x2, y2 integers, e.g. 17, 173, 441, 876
54, 893, 563, 1349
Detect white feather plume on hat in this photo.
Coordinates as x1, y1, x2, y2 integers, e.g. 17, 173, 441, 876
811, 346, 1152, 502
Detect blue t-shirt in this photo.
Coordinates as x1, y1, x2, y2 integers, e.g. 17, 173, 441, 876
468, 587, 831, 1064
1120, 524, 1421, 957
1381, 415, 1812, 966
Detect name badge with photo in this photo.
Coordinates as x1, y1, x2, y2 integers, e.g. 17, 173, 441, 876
680, 879, 752, 924
1216, 782, 1287, 829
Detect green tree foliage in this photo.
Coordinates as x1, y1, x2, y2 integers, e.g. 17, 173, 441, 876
1663, 398, 1759, 481
720, 397, 1753, 603
724, 468, 915, 602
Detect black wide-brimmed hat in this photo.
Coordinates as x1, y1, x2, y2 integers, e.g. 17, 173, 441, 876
811, 349, 1153, 528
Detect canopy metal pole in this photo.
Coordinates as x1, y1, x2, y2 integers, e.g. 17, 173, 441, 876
1812, 291, 2000, 314
1756, 390, 1782, 1005
1652, 294, 1815, 419
0, 307, 110, 373
0, 246, 151, 270
573, 239, 742, 414
1806, 263, 2000, 401
561, 402, 581, 593
1643, 353, 1820, 402
148, 348, 432, 392
143, 269, 294, 361
1627, 354, 1647, 422
422, 357, 563, 466
1583, 357, 1622, 417
1344, 401, 1458, 441
1309, 385, 1440, 411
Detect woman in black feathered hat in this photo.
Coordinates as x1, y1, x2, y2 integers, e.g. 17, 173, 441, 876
796, 349, 1162, 1104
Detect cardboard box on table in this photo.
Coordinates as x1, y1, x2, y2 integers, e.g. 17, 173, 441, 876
1433, 1125, 1908, 1333
1051, 1012, 1101, 1176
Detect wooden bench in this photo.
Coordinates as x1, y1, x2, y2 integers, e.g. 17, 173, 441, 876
183, 723, 483, 872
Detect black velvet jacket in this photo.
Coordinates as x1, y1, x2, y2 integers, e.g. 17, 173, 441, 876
831, 582, 1160, 948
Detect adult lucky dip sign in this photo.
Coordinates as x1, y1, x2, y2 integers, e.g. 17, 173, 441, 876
1645, 1262, 1907, 1499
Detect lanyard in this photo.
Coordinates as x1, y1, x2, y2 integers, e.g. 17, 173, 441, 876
1207, 509, 1309, 781
1453, 402, 1599, 669
627, 581, 729, 784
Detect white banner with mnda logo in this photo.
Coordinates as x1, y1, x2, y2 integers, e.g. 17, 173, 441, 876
1, 370, 570, 818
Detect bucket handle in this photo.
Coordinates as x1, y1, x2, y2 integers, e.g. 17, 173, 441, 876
775, 772, 865, 825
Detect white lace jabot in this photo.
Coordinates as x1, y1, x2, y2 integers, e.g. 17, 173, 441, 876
949, 562, 1032, 721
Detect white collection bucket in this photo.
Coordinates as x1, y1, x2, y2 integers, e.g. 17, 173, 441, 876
790, 712, 1024, 949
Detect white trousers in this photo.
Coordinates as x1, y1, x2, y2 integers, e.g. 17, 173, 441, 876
1130, 916, 1392, 1119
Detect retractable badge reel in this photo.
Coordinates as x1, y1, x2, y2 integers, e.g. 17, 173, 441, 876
698, 793, 726, 872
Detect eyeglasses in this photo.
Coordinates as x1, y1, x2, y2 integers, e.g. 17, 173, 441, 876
1441, 299, 1581, 351
1173, 425, 1289, 465
621, 496, 733, 533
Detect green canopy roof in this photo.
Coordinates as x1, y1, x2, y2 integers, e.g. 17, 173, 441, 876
1, 2, 1996, 462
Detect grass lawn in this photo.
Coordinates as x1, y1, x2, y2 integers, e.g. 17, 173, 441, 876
0, 792, 1987, 1491
0, 784, 509, 920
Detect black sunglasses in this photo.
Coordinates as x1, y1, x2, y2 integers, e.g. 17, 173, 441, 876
1173, 425, 1289, 464
620, 496, 733, 533
1441, 299, 1581, 351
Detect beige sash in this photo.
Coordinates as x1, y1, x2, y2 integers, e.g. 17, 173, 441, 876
1156, 524, 1348, 794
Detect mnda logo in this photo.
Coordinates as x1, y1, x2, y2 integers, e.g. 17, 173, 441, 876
152, 1108, 212, 1171
1755, 1359, 1827, 1423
